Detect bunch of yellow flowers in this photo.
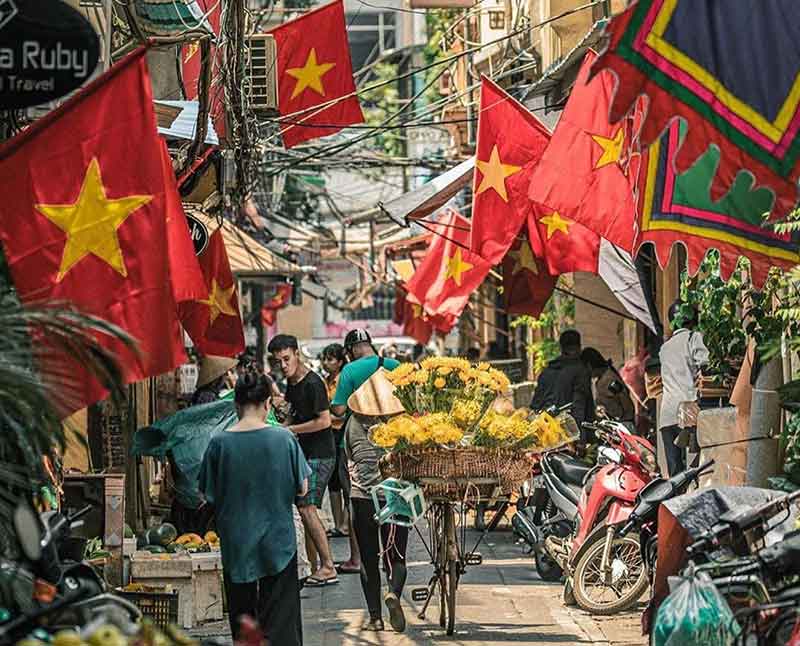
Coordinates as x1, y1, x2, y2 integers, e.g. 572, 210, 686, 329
370, 413, 464, 450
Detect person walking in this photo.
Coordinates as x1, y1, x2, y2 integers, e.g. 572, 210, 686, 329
321, 343, 361, 574
331, 329, 407, 633
199, 372, 309, 645
268, 334, 338, 587
531, 330, 595, 432
659, 301, 709, 476
581, 347, 636, 429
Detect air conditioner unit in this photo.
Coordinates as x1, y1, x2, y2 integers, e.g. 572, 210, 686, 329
247, 33, 278, 114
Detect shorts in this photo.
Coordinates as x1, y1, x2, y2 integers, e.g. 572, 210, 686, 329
296, 457, 335, 508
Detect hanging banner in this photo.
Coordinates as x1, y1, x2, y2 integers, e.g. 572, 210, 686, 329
0, 0, 100, 108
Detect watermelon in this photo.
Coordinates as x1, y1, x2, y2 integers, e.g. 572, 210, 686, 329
155, 523, 178, 546
143, 545, 167, 554
136, 532, 148, 549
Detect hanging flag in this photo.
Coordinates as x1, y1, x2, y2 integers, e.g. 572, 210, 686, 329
527, 50, 642, 253
178, 229, 245, 357
502, 231, 558, 317
638, 121, 800, 285
527, 203, 601, 276
270, 0, 364, 148
593, 0, 800, 220
406, 211, 492, 319
0, 48, 205, 415
470, 76, 551, 263
403, 298, 433, 345
261, 283, 293, 326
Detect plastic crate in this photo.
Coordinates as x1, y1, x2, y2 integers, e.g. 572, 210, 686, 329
117, 589, 179, 629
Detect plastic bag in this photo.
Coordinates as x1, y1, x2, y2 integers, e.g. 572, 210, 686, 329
653, 572, 740, 646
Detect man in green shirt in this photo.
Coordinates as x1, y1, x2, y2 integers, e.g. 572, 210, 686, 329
331, 330, 400, 418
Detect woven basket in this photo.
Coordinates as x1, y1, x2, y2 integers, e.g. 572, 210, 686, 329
379, 447, 535, 500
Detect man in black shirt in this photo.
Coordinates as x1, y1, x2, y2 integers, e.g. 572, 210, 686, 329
531, 330, 595, 433
268, 334, 338, 587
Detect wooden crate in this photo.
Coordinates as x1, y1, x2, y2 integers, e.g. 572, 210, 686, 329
130, 552, 224, 628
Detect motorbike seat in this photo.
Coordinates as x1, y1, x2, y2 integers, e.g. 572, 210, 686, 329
549, 454, 592, 486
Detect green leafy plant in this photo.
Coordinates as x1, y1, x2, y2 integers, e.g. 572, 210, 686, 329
677, 250, 747, 377
509, 287, 574, 376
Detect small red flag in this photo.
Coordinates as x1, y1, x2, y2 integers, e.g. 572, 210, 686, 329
526, 203, 600, 276
471, 76, 551, 264
406, 211, 492, 319
261, 283, 293, 327
0, 49, 205, 414
502, 231, 558, 317
271, 0, 364, 148
179, 229, 245, 357
527, 51, 641, 253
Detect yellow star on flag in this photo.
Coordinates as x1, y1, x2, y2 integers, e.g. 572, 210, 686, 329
540, 212, 571, 239
475, 144, 522, 202
200, 279, 238, 325
286, 48, 336, 100
411, 303, 424, 319
511, 241, 538, 275
591, 128, 625, 169
443, 248, 474, 287
36, 158, 152, 282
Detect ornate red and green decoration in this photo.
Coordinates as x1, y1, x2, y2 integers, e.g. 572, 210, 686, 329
638, 121, 800, 284
594, 0, 800, 284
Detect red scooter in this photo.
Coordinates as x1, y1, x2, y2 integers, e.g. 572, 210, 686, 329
546, 419, 658, 615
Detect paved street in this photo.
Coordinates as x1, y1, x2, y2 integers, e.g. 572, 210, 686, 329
192, 517, 645, 645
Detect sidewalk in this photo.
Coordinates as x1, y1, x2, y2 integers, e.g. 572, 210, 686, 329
191, 523, 645, 645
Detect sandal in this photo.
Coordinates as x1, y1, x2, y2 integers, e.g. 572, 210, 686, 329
326, 528, 348, 538
362, 618, 384, 632
336, 562, 361, 574
304, 574, 339, 587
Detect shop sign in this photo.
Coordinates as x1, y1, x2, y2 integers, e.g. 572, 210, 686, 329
186, 214, 209, 256
0, 0, 101, 109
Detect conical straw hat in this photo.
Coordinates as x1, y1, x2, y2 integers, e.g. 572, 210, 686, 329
347, 368, 405, 417
196, 355, 237, 388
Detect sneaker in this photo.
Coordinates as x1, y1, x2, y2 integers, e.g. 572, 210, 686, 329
384, 592, 406, 633
362, 618, 384, 632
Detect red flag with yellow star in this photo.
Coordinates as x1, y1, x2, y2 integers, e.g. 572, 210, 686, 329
527, 50, 641, 252
270, 0, 364, 148
0, 48, 205, 414
406, 211, 492, 319
471, 76, 551, 264
178, 229, 245, 357
502, 229, 558, 316
527, 204, 600, 275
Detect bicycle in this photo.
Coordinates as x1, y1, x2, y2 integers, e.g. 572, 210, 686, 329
411, 477, 495, 636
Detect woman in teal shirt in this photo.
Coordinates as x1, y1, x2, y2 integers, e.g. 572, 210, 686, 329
200, 372, 310, 644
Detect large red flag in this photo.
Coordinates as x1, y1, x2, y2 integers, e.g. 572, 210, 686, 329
270, 0, 364, 148
527, 51, 641, 253
406, 211, 492, 319
0, 49, 205, 414
470, 76, 551, 263
179, 229, 245, 357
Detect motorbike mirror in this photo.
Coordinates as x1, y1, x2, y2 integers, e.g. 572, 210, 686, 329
13, 504, 42, 562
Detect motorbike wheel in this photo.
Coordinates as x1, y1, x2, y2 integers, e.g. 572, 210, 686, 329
572, 532, 648, 615
535, 550, 563, 582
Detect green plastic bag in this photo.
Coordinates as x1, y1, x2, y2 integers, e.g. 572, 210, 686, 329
653, 572, 740, 646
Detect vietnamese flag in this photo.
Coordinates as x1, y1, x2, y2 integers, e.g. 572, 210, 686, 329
0, 48, 206, 415
502, 230, 558, 317
270, 0, 364, 148
179, 229, 245, 357
471, 76, 551, 264
406, 210, 492, 319
527, 50, 641, 253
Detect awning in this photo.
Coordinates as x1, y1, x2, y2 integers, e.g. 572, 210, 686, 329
155, 100, 219, 145
133, 0, 213, 37
378, 157, 475, 225
188, 211, 300, 277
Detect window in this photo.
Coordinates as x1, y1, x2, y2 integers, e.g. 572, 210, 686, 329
346, 12, 397, 72
488, 10, 505, 30
347, 285, 396, 321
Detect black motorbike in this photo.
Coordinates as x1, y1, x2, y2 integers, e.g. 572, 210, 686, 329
0, 503, 140, 641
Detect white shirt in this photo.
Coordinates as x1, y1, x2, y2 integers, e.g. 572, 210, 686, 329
658, 328, 710, 429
